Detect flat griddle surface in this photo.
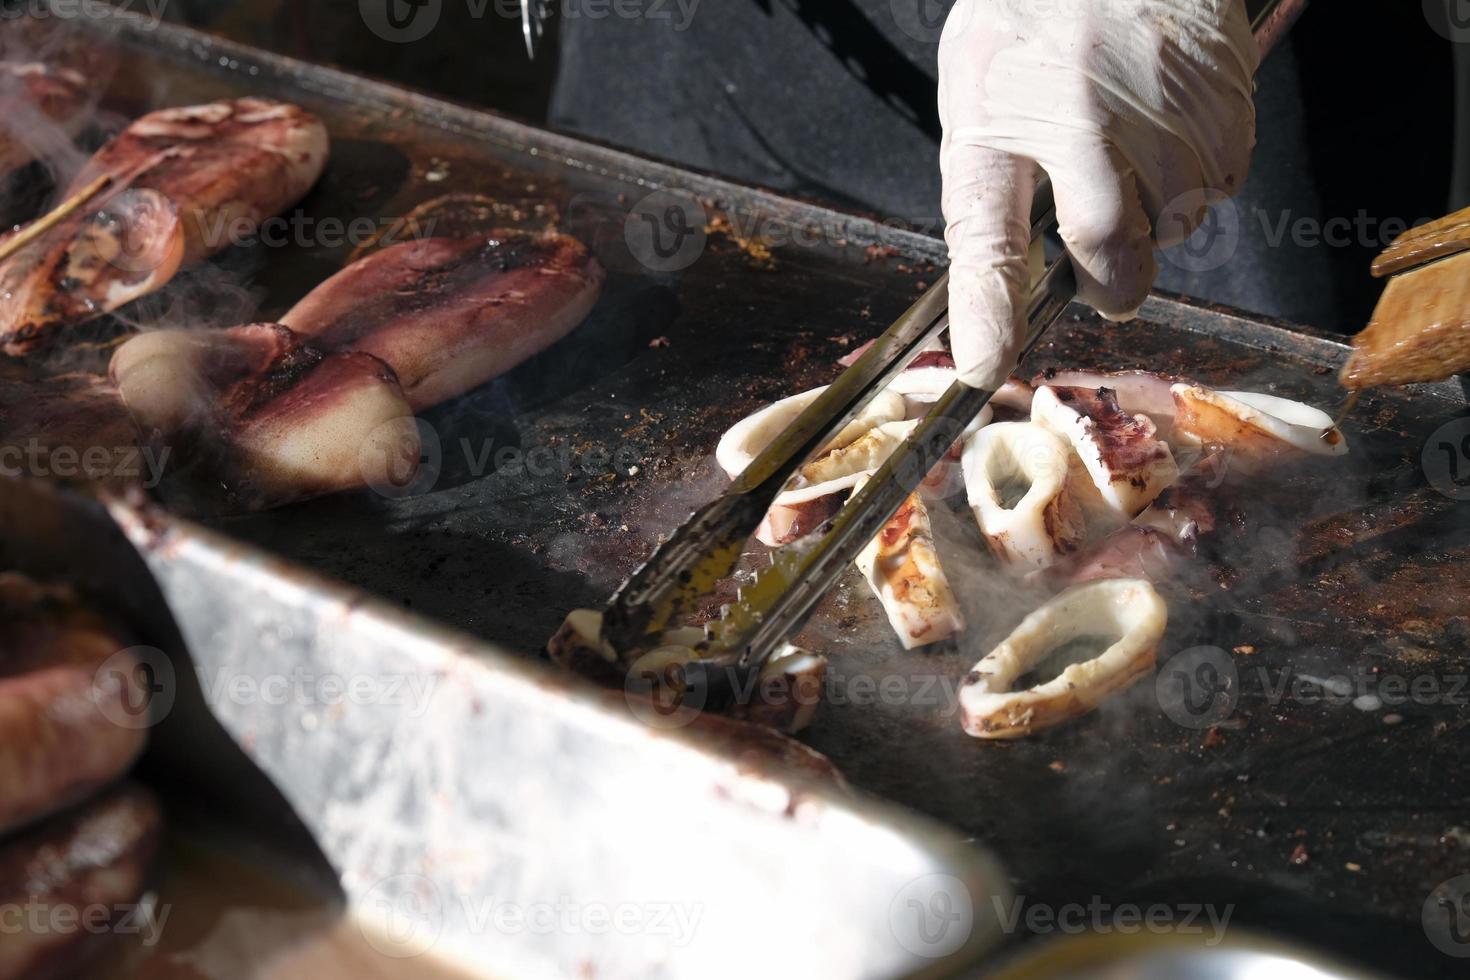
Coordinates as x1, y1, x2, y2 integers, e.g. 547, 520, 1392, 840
25, 14, 1470, 978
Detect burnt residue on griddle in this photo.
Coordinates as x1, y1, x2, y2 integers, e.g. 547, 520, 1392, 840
43, 26, 1465, 976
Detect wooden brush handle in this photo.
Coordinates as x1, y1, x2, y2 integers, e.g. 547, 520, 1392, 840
1371, 205, 1470, 278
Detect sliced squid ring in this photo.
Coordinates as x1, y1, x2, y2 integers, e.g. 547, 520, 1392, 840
962, 421, 1086, 571
960, 578, 1167, 739
715, 386, 906, 480
1170, 384, 1348, 470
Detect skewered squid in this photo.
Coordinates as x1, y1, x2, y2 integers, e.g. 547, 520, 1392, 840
0, 98, 328, 354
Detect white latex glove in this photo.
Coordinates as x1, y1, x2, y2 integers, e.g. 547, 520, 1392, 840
938, 0, 1260, 388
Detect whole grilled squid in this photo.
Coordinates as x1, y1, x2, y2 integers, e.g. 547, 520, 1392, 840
0, 574, 162, 980
0, 98, 329, 355
280, 231, 605, 411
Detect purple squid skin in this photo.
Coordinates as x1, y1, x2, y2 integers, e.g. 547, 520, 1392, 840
281, 230, 604, 411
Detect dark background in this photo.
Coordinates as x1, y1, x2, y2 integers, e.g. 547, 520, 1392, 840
155, 1, 1462, 334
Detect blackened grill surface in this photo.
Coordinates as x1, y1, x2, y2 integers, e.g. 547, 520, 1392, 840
21, 15, 1470, 980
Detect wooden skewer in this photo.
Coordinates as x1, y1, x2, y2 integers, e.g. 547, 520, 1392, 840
1320, 389, 1360, 444
0, 173, 114, 265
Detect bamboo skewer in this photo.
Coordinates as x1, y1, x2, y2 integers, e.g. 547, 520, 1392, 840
0, 173, 113, 265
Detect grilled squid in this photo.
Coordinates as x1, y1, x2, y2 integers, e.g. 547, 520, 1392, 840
855, 485, 965, 649
962, 421, 1086, 571
888, 350, 958, 399
0, 575, 149, 836
1032, 526, 1184, 590
1033, 369, 1182, 433
0, 62, 89, 175
960, 578, 1167, 739
717, 387, 910, 545
1170, 384, 1347, 471
0, 98, 328, 355
627, 642, 827, 734
1133, 479, 1218, 547
0, 784, 162, 980
715, 386, 907, 480
1030, 385, 1179, 526
547, 609, 827, 733
281, 232, 605, 411
0, 364, 142, 491
110, 323, 419, 509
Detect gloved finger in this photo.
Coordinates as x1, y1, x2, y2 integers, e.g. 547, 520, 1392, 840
1048, 137, 1156, 322
941, 142, 1038, 390
1140, 138, 1211, 252
1129, 94, 1254, 250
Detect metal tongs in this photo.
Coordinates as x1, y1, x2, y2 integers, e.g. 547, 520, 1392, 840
521, 0, 551, 59
597, 186, 1068, 683
596, 0, 1304, 702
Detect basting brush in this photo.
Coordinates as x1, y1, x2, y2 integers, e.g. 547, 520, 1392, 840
1340, 204, 1470, 391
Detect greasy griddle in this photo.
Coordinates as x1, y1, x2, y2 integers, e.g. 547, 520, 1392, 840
28, 12, 1470, 978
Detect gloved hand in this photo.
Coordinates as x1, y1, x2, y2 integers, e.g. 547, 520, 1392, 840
937, 0, 1260, 388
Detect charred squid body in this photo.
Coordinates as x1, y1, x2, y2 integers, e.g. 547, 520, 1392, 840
547, 609, 827, 734
72, 98, 328, 265
960, 578, 1167, 739
854, 482, 964, 649
281, 231, 605, 412
961, 421, 1086, 571
0, 784, 161, 980
1170, 384, 1347, 471
0, 98, 328, 355
1031, 385, 1180, 527
110, 323, 419, 509
0, 188, 187, 356
0, 63, 89, 175
0, 575, 149, 836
